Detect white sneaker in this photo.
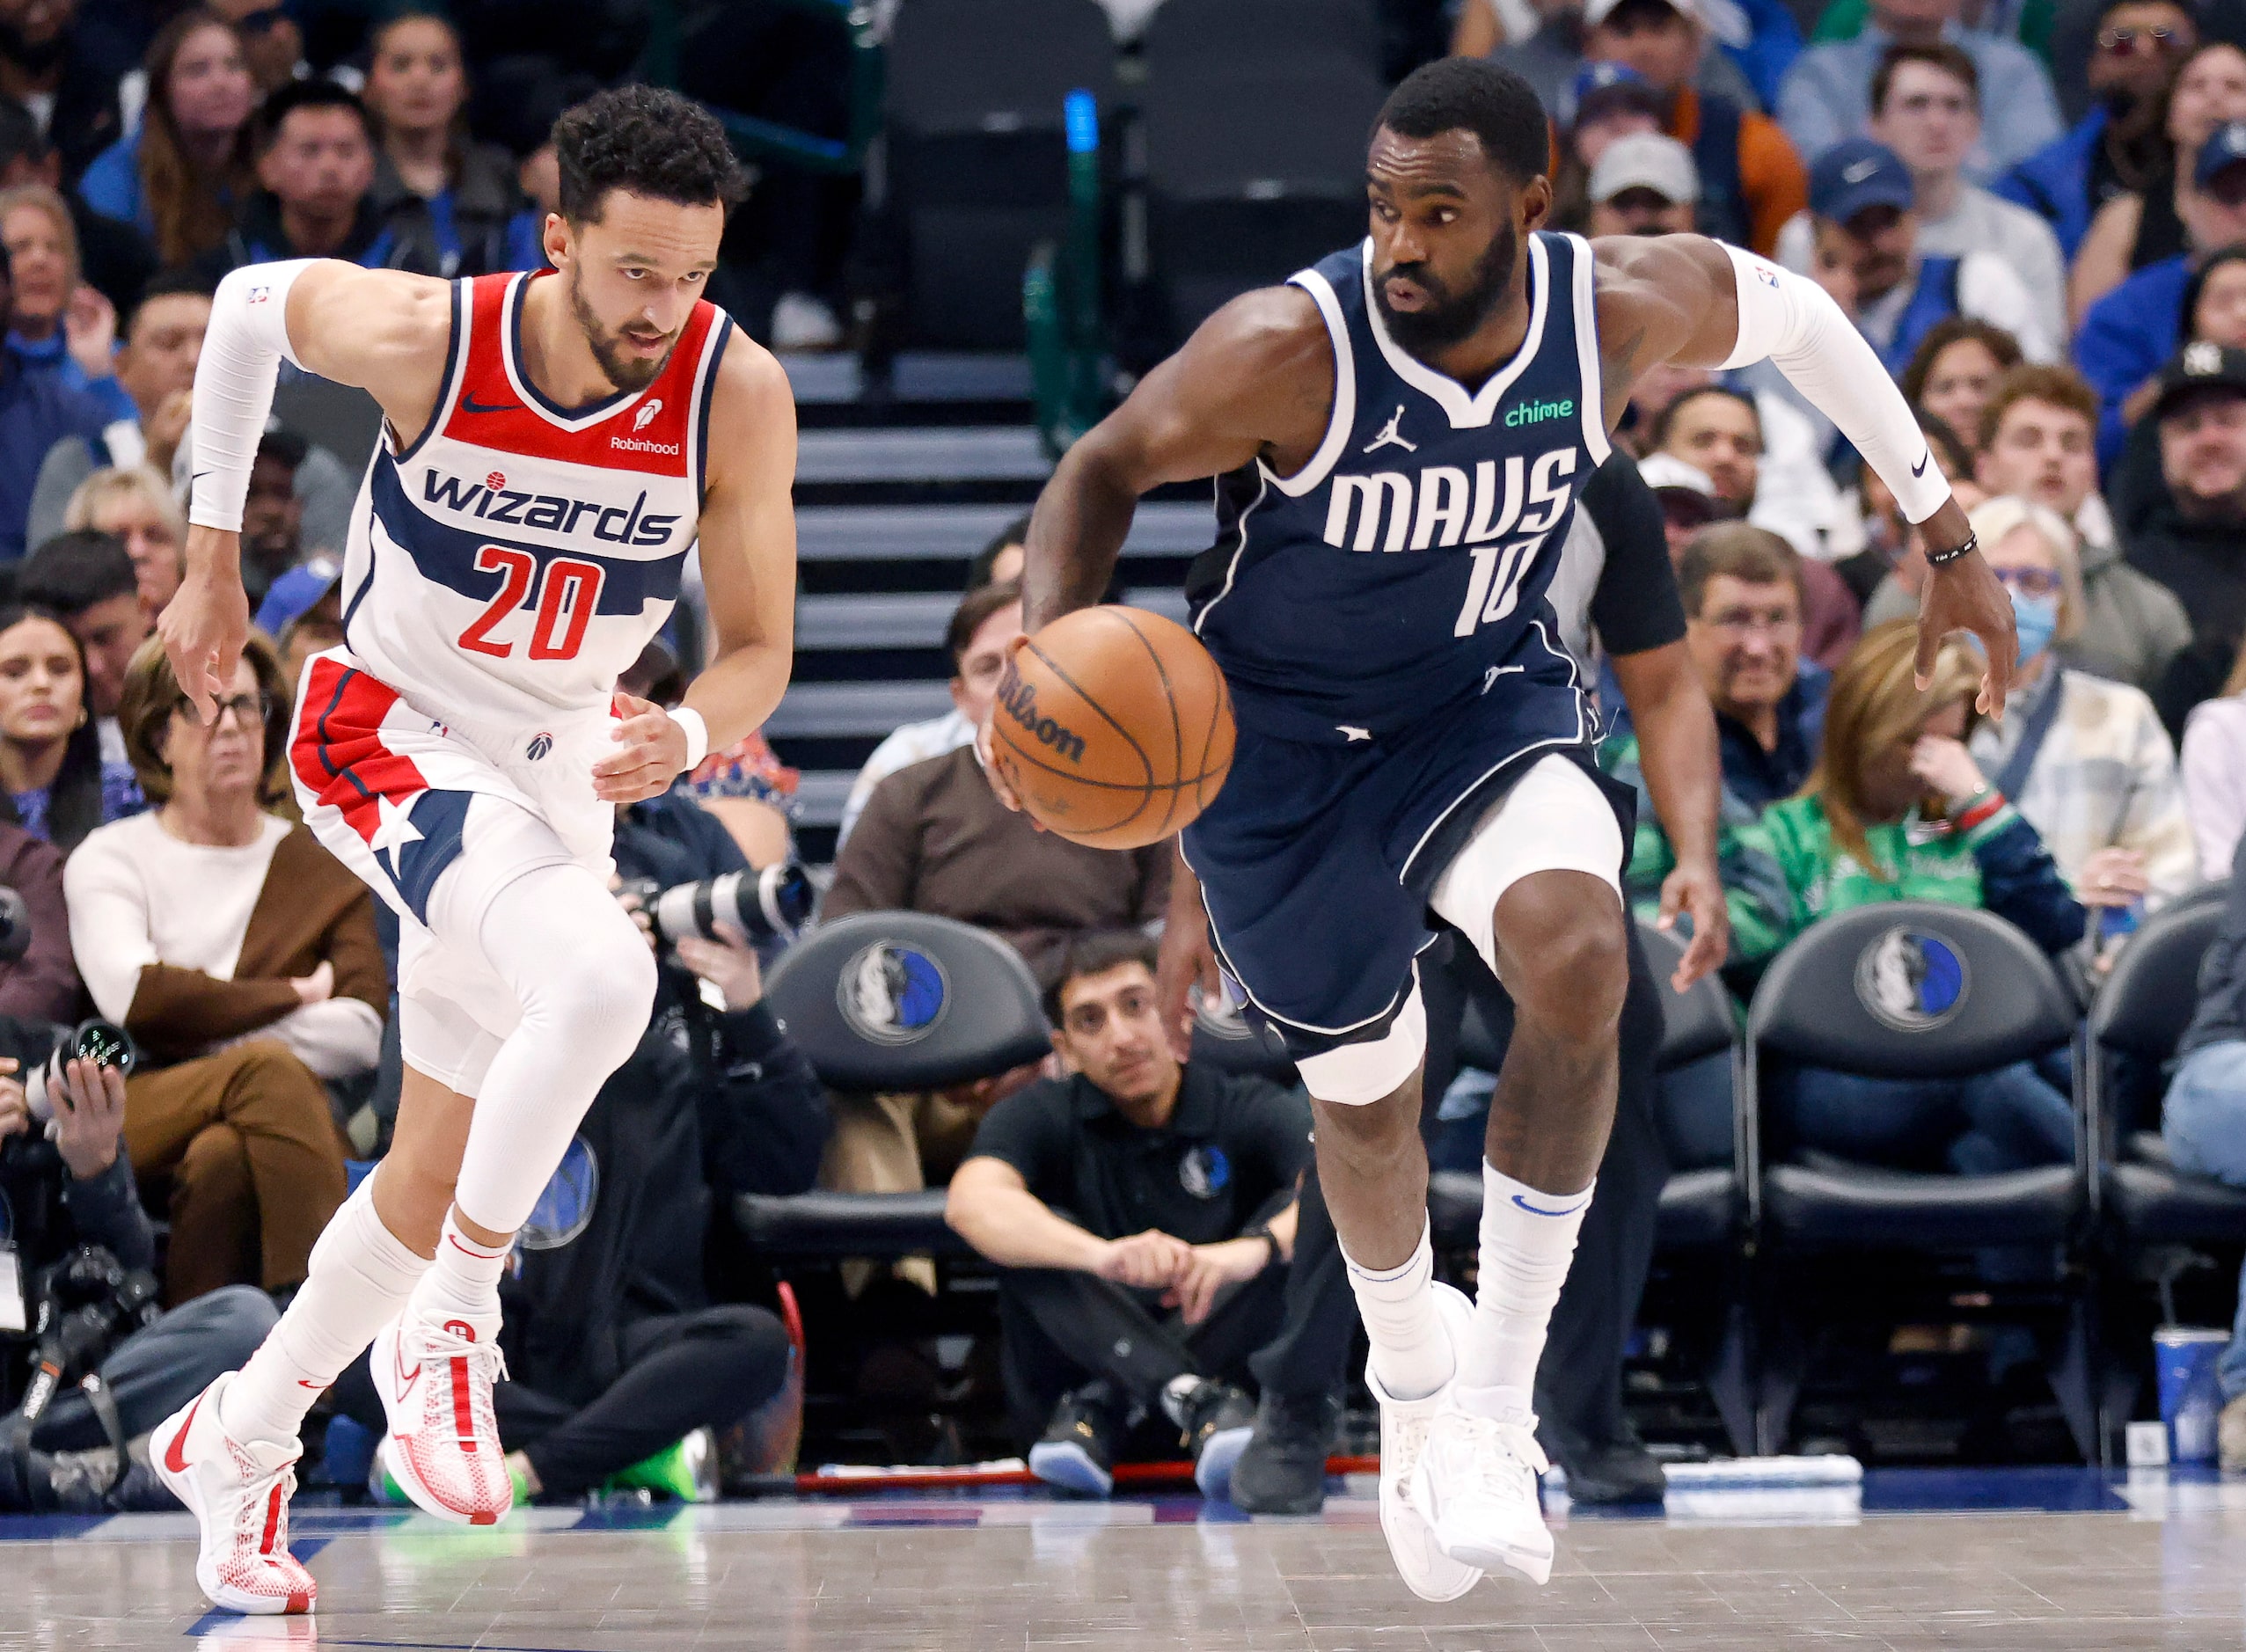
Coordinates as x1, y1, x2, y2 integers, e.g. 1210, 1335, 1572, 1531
150, 1375, 317, 1616
1409, 1390, 1555, 1585
1367, 1281, 1481, 1602
370, 1312, 513, 1525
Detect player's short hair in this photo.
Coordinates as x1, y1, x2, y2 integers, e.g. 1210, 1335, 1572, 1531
1898, 316, 2022, 413
118, 629, 293, 807
554, 85, 748, 225
1677, 522, 1802, 616
18, 530, 137, 618
1375, 57, 1553, 185
946, 577, 1023, 676
1043, 930, 1162, 1027
1870, 41, 1980, 114
257, 78, 373, 150
1979, 363, 2098, 450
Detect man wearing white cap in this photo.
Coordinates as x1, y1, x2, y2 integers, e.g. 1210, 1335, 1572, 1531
1582, 0, 1809, 254
1588, 131, 1701, 237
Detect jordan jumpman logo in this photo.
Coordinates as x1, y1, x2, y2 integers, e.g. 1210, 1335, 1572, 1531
1363, 405, 1416, 455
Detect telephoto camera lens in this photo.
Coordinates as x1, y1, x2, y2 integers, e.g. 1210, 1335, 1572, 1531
649, 862, 816, 947
25, 1020, 137, 1124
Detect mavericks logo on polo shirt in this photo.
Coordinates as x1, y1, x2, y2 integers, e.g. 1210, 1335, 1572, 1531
1179, 1144, 1231, 1200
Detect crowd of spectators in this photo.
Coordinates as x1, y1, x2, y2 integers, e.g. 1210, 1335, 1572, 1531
6, 0, 2246, 1522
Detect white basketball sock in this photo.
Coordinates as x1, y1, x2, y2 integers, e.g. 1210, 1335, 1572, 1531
404, 1211, 510, 1343
1343, 1221, 1455, 1402
221, 1174, 432, 1448
1457, 1161, 1592, 1419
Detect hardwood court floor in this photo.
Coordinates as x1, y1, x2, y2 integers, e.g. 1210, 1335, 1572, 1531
4, 1468, 2243, 1651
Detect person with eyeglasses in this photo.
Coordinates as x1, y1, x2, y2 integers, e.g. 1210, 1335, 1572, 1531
63, 630, 384, 1307
1995, 0, 2200, 257
1958, 494, 2196, 935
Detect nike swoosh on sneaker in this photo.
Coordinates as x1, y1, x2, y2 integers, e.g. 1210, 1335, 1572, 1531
396, 1342, 421, 1395
164, 1392, 204, 1473
459, 392, 522, 415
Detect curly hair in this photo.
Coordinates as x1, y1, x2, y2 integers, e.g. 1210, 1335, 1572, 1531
554, 85, 748, 223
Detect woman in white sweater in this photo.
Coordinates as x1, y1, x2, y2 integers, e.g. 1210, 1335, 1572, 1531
65, 632, 387, 1304
2183, 647, 2246, 883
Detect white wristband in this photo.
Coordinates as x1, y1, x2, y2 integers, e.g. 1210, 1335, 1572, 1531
672, 706, 710, 771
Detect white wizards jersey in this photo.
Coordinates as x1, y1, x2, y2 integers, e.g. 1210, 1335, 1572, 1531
339, 268, 733, 725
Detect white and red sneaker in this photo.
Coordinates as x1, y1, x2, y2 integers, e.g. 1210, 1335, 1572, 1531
370, 1312, 513, 1525
150, 1375, 317, 1616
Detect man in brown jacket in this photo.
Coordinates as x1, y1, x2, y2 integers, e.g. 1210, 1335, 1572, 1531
819, 581, 1172, 1201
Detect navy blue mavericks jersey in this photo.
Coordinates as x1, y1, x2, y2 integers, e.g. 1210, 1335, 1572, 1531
1187, 230, 1613, 746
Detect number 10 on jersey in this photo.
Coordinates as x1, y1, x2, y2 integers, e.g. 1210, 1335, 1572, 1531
457, 545, 605, 661
1453, 531, 1548, 638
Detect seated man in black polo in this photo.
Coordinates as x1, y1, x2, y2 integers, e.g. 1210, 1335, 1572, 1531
945, 932, 1311, 1501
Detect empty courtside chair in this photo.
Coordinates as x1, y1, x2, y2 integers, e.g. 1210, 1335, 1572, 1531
2086, 885, 2242, 1437
1139, 0, 1384, 77
882, 0, 1117, 348
1743, 903, 2091, 1458
735, 911, 1054, 1260
1138, 55, 1386, 342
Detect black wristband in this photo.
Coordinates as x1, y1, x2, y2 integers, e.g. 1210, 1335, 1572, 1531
1242, 1221, 1278, 1269
1923, 528, 1978, 568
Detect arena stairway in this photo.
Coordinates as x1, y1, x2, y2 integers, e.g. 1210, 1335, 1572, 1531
772, 352, 1217, 865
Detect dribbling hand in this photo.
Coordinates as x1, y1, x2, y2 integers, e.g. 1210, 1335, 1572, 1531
159, 529, 252, 725
1656, 861, 1730, 991
593, 692, 690, 804
1155, 903, 1221, 1064
974, 635, 1037, 822
1913, 500, 2016, 720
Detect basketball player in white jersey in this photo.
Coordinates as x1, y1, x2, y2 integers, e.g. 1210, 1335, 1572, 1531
146, 88, 796, 1615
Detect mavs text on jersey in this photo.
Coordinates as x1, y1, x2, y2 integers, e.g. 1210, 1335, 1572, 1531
1182, 231, 1634, 1059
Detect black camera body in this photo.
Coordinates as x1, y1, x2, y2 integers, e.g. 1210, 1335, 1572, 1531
10, 1246, 160, 1425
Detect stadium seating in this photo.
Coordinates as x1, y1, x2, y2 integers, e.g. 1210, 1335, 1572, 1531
1741, 903, 2093, 1458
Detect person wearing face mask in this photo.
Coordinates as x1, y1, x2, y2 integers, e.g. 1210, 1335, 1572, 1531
1958, 495, 2197, 929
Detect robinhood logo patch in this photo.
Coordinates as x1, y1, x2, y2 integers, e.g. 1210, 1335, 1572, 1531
998, 660, 1086, 763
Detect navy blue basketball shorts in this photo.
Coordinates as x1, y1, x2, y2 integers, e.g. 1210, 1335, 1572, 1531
1182, 663, 1635, 1107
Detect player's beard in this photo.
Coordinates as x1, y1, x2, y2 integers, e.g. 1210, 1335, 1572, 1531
1373, 221, 1518, 358
567, 269, 679, 393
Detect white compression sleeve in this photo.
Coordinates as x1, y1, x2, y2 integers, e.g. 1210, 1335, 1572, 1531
1716, 243, 1953, 526
188, 260, 314, 533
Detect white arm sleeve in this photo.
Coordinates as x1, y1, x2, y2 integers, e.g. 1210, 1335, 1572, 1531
187, 259, 314, 533
1716, 242, 1954, 526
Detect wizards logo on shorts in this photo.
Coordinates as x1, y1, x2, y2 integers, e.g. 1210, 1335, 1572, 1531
838, 941, 949, 1044
1855, 928, 1968, 1032
518, 1135, 599, 1252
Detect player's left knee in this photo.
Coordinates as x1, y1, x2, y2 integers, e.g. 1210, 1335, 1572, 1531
1503, 884, 1628, 1037
544, 936, 659, 1053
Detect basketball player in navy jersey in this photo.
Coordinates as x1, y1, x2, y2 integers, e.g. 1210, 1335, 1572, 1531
991, 58, 2014, 1599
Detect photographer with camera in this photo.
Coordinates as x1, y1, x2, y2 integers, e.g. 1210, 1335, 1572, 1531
0, 1019, 277, 1512
333, 778, 830, 1504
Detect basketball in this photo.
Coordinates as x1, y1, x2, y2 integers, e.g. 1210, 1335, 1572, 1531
989, 605, 1235, 849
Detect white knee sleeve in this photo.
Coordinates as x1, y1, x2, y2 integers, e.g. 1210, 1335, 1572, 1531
1430, 755, 1623, 981
1297, 980, 1428, 1106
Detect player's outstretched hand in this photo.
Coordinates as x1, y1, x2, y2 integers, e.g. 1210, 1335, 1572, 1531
158, 530, 252, 725
972, 635, 1038, 822
594, 692, 690, 804
1155, 891, 1221, 1065
1655, 861, 1730, 991
1913, 505, 2016, 719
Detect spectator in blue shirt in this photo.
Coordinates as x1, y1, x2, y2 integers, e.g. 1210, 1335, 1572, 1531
187, 80, 441, 285
0, 243, 112, 562
2076, 128, 2246, 465
0, 603, 143, 855
76, 11, 258, 271
0, 186, 135, 427
1778, 0, 2063, 181
1996, 0, 2198, 258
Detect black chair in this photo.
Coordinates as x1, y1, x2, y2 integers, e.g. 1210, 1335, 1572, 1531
882, 0, 1118, 349
736, 912, 1053, 1260
1743, 903, 2091, 1458
2084, 883, 2240, 1451
1139, 0, 1384, 76
1138, 57, 1386, 343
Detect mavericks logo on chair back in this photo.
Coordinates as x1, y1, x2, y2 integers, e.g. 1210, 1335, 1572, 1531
838, 941, 951, 1044
1854, 927, 1969, 1033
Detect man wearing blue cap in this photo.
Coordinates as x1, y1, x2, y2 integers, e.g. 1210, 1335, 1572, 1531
252, 552, 344, 697
2078, 121, 2246, 467
1805, 135, 2052, 374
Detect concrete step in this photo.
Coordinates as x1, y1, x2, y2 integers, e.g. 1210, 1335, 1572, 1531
795, 500, 1216, 563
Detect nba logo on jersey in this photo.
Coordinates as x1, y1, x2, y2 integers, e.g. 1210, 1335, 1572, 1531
340, 270, 733, 726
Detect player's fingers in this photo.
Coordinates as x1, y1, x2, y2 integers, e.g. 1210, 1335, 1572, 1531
1912, 610, 1941, 691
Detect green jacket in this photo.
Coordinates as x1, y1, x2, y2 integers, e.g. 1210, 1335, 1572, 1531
1599, 734, 1796, 964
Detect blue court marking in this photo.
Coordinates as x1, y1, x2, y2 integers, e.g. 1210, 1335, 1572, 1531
566, 1501, 691, 1531
1858, 1466, 2129, 1514
844, 1505, 983, 1527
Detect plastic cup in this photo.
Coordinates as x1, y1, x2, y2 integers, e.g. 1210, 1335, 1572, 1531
2154, 1327, 2230, 1464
